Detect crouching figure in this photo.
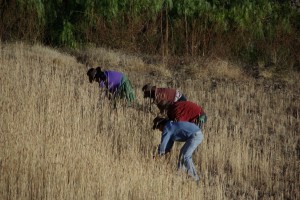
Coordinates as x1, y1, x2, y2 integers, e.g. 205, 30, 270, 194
152, 117, 204, 182
87, 67, 135, 106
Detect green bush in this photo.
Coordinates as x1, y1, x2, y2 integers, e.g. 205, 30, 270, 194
0, 0, 298, 70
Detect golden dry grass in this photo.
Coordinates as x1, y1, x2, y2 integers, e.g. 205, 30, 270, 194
0, 42, 299, 200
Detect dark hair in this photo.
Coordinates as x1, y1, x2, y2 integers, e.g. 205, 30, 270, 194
142, 84, 156, 98
96, 71, 106, 81
87, 66, 106, 82
142, 84, 152, 91
152, 117, 168, 130
96, 67, 102, 73
87, 68, 96, 83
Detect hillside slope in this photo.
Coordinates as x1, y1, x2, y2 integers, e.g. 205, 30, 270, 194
0, 42, 299, 200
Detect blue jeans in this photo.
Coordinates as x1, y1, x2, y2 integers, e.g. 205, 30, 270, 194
177, 130, 203, 181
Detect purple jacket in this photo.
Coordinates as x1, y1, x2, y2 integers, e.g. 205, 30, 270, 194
99, 71, 123, 93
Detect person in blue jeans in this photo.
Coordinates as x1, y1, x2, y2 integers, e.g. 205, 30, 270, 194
152, 117, 204, 182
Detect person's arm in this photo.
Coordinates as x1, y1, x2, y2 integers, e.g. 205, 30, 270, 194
154, 140, 173, 159
157, 103, 166, 114
158, 128, 173, 155
104, 79, 112, 99
98, 78, 111, 99
164, 140, 174, 154
100, 72, 112, 99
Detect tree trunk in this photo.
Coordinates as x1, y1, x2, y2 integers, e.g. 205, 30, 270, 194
165, 3, 168, 65
161, 9, 164, 62
185, 12, 188, 56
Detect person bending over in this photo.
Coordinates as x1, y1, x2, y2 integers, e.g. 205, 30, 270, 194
142, 84, 186, 114
87, 67, 135, 104
152, 117, 204, 182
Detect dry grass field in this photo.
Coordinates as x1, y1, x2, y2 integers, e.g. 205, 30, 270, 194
0, 42, 299, 200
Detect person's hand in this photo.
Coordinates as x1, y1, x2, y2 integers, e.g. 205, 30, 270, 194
153, 155, 161, 160
153, 151, 171, 160
198, 114, 207, 124
153, 154, 163, 160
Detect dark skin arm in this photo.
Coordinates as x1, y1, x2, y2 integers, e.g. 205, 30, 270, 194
153, 150, 172, 158
143, 90, 156, 100
98, 72, 112, 100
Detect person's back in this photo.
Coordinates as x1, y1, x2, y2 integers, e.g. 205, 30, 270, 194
163, 121, 200, 142
153, 117, 203, 182
87, 67, 135, 104
155, 88, 177, 104
142, 84, 186, 113
99, 71, 123, 93
167, 101, 204, 122
154, 88, 177, 113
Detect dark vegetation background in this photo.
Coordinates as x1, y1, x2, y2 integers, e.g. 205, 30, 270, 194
1, 0, 299, 76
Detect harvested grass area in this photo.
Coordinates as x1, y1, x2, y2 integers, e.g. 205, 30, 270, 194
0, 42, 299, 200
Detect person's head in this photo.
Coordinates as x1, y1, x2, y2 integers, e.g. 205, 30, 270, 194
152, 117, 168, 131
142, 84, 156, 98
87, 67, 105, 83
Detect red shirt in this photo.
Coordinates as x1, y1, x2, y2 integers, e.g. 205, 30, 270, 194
155, 88, 177, 105
167, 101, 204, 122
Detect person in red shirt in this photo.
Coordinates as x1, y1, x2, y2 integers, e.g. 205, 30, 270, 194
142, 84, 187, 114
167, 101, 207, 127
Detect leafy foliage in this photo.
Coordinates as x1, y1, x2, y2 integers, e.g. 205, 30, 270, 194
0, 0, 299, 69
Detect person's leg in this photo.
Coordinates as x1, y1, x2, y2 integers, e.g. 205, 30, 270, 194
177, 147, 186, 172
178, 131, 203, 181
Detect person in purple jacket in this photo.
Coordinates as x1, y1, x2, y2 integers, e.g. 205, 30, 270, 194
152, 117, 204, 182
87, 67, 135, 103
